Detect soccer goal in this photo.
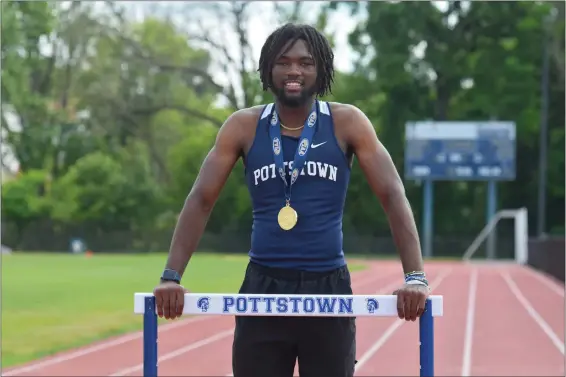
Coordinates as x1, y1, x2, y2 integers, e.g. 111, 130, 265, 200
462, 207, 529, 264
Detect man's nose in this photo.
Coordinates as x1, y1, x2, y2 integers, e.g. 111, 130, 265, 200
285, 62, 302, 76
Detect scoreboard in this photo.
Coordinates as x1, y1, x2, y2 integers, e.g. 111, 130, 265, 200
404, 121, 516, 181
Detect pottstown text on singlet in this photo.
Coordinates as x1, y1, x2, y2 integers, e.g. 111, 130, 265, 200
252, 160, 338, 186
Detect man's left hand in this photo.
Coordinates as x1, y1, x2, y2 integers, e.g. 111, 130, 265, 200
393, 284, 430, 321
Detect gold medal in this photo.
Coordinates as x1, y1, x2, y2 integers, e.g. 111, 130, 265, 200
277, 202, 298, 230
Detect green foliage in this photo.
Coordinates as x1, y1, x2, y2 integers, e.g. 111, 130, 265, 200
167, 126, 252, 232
1, 170, 51, 230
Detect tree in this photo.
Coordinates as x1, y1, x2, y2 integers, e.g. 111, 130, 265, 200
50, 150, 162, 230
1, 1, 56, 173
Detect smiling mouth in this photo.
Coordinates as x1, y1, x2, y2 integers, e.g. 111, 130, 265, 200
284, 81, 303, 91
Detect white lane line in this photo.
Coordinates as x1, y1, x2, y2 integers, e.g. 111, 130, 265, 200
110, 329, 235, 376
461, 268, 478, 376
522, 266, 564, 297
2, 315, 214, 376
501, 270, 564, 355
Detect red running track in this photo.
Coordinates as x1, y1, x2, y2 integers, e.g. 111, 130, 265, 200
3, 261, 564, 377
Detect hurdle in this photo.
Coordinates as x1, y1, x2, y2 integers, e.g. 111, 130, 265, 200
134, 293, 443, 377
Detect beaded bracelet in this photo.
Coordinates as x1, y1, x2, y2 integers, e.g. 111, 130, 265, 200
404, 271, 428, 286
405, 270, 426, 278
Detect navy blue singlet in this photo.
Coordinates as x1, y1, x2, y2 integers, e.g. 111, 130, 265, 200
244, 101, 351, 271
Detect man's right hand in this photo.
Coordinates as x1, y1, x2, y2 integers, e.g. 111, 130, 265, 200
153, 282, 188, 320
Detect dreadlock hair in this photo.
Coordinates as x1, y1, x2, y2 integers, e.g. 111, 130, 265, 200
258, 23, 335, 98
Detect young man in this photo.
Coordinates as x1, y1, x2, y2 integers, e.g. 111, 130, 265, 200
153, 23, 429, 377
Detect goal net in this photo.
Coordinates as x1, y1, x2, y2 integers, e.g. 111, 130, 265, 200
462, 207, 529, 264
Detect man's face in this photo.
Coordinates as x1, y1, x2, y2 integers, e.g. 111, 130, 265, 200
270, 39, 317, 108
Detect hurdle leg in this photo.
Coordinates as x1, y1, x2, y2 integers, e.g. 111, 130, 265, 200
419, 299, 434, 377
144, 296, 158, 377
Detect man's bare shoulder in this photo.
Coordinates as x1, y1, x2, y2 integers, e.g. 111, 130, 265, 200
222, 105, 266, 134
327, 102, 365, 120
216, 105, 267, 153
327, 102, 372, 141
217, 105, 264, 134
228, 105, 265, 124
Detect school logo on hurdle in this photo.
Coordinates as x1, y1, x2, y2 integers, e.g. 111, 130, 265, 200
365, 298, 379, 314
197, 296, 211, 312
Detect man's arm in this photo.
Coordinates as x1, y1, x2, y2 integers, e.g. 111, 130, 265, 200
163, 112, 246, 279
346, 106, 424, 274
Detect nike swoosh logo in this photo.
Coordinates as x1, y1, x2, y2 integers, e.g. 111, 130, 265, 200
311, 142, 327, 148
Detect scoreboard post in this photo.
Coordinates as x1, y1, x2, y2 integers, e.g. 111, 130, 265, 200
404, 121, 517, 259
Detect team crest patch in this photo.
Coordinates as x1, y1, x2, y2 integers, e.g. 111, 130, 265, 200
298, 138, 309, 156
273, 137, 281, 155
307, 112, 317, 127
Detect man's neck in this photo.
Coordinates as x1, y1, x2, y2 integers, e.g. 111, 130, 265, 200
275, 98, 315, 128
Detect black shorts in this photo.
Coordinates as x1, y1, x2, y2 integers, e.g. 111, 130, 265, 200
231, 261, 357, 377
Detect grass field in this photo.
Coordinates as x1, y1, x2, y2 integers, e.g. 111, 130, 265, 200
1, 252, 367, 368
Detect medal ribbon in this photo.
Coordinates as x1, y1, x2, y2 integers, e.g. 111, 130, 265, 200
268, 100, 318, 205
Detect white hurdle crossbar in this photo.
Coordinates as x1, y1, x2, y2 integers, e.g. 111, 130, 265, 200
134, 293, 444, 377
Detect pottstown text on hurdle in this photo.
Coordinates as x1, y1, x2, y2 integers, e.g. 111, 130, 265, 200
202, 295, 367, 315
134, 293, 444, 317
